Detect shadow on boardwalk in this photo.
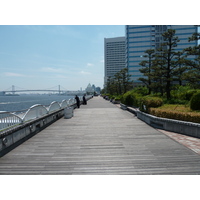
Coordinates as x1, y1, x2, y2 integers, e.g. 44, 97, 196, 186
1, 96, 200, 175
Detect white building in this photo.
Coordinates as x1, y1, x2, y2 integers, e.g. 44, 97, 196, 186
85, 83, 94, 94
104, 37, 126, 86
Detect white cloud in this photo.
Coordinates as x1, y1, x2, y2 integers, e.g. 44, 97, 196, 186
87, 63, 94, 67
40, 67, 63, 73
100, 60, 104, 63
80, 71, 91, 75
4, 72, 25, 77
54, 74, 69, 79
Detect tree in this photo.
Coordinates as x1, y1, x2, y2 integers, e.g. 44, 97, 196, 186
150, 58, 165, 95
172, 51, 188, 86
106, 76, 116, 95
184, 32, 200, 88
139, 49, 155, 94
120, 68, 133, 94
114, 71, 122, 95
154, 29, 181, 99
103, 68, 133, 95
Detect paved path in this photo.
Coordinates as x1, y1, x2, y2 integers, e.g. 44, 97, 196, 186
158, 129, 200, 155
1, 96, 200, 174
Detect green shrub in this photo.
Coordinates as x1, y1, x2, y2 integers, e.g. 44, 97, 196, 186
185, 90, 199, 101
163, 98, 188, 105
149, 108, 200, 123
114, 98, 121, 101
190, 92, 200, 111
140, 96, 163, 112
121, 91, 132, 106
132, 86, 148, 96
109, 95, 114, 100
122, 91, 141, 107
171, 85, 192, 100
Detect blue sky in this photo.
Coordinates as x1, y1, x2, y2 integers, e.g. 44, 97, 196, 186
0, 0, 198, 93
0, 25, 125, 91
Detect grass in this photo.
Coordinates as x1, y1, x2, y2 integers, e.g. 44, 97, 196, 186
149, 104, 200, 123
158, 104, 200, 113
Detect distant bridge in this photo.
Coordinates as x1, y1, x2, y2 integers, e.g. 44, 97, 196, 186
0, 85, 85, 95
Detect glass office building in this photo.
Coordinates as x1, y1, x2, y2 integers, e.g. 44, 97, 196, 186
104, 37, 126, 86
126, 25, 198, 83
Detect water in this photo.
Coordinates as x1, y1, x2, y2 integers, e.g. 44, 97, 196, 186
0, 94, 75, 112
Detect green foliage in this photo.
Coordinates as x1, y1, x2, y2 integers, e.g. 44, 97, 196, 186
102, 94, 123, 102
139, 49, 155, 94
186, 90, 199, 101
113, 95, 123, 103
149, 107, 200, 123
121, 91, 133, 106
184, 34, 200, 87
171, 85, 192, 100
163, 98, 188, 105
190, 92, 200, 110
132, 86, 149, 96
140, 96, 163, 112
163, 85, 200, 104
104, 68, 133, 95
114, 98, 121, 101
109, 95, 115, 100
121, 91, 142, 107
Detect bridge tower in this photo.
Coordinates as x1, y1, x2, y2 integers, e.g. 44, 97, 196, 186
12, 85, 15, 95
58, 85, 60, 95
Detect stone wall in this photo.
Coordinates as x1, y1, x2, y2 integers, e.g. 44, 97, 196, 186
120, 103, 200, 139
137, 110, 200, 138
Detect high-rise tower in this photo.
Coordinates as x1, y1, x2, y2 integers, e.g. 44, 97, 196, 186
104, 37, 126, 86
126, 25, 198, 83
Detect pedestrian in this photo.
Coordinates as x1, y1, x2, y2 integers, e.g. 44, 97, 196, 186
75, 95, 80, 108
83, 94, 87, 105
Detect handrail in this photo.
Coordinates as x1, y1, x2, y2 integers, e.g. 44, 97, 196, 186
68, 98, 75, 106
22, 104, 48, 122
0, 111, 23, 131
48, 101, 61, 113
60, 100, 68, 108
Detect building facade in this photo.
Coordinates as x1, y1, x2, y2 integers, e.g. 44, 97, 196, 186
126, 25, 198, 83
104, 37, 126, 86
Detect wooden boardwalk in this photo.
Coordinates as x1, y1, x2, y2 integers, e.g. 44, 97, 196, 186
1, 96, 200, 174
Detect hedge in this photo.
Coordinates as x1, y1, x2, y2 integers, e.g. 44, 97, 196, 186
140, 96, 163, 112
186, 90, 199, 101
149, 108, 200, 123
190, 92, 200, 111
121, 91, 141, 107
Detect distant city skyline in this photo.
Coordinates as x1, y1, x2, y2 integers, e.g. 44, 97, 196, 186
0, 25, 125, 91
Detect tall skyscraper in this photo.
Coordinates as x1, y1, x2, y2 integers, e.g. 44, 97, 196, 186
126, 25, 198, 83
104, 37, 126, 86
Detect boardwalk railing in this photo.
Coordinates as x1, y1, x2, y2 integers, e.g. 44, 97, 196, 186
0, 96, 90, 132
22, 104, 48, 122
0, 112, 23, 131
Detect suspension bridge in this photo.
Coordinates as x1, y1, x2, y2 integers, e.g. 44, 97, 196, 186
0, 85, 84, 95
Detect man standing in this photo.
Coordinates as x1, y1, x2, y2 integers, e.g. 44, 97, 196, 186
75, 95, 80, 108
82, 94, 87, 105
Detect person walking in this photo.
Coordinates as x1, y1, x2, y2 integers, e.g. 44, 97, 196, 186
75, 95, 80, 108
82, 94, 87, 105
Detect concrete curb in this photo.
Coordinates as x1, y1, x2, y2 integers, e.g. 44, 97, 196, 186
120, 103, 200, 139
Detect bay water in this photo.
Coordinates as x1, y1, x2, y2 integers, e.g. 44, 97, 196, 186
0, 94, 75, 112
